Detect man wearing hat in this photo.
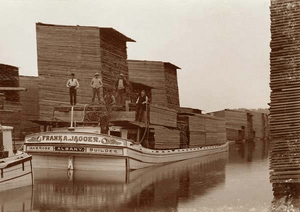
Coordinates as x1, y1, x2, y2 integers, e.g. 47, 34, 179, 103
115, 73, 127, 105
66, 73, 79, 105
90, 73, 103, 104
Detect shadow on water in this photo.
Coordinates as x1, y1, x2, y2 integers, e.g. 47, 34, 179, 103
29, 153, 228, 212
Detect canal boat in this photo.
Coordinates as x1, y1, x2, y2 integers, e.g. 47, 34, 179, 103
24, 106, 228, 171
0, 125, 33, 192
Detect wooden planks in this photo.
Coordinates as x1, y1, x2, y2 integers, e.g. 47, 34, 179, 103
153, 126, 180, 149
269, 0, 300, 186
178, 114, 226, 148
149, 104, 177, 127
211, 109, 269, 141
36, 23, 134, 121
128, 60, 180, 111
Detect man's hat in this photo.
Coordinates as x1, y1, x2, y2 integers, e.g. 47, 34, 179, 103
95, 73, 99, 76
119, 73, 124, 77
71, 73, 75, 76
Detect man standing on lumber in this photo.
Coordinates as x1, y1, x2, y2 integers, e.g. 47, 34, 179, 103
66, 73, 79, 105
90, 73, 103, 104
135, 90, 148, 122
115, 73, 127, 105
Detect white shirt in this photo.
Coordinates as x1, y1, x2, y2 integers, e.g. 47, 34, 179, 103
91, 77, 103, 89
66, 79, 79, 88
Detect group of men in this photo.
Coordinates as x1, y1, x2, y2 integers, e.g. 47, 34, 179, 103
66, 72, 148, 122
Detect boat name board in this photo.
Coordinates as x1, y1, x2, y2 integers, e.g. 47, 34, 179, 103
27, 146, 54, 151
25, 134, 125, 146
26, 145, 124, 156
86, 147, 123, 155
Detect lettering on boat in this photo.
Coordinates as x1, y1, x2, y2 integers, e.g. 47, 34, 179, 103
54, 146, 85, 152
87, 148, 123, 155
27, 146, 53, 151
26, 134, 124, 146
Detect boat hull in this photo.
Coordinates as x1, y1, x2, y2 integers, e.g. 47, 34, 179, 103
24, 131, 229, 171
0, 153, 33, 192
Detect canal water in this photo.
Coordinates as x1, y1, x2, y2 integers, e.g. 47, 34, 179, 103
0, 141, 297, 212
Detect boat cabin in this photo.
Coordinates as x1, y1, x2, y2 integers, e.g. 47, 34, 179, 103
0, 125, 14, 159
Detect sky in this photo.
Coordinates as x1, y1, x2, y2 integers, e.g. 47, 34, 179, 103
0, 0, 270, 112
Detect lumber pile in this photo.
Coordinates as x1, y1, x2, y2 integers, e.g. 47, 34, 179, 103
0, 101, 22, 141
36, 23, 134, 121
128, 60, 180, 111
19, 76, 41, 135
177, 121, 189, 148
178, 114, 226, 148
0, 64, 20, 102
153, 126, 180, 149
149, 104, 177, 127
269, 0, 300, 187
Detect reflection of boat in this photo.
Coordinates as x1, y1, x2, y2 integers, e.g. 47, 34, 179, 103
0, 125, 33, 192
24, 124, 228, 171
32, 152, 228, 211
0, 186, 33, 211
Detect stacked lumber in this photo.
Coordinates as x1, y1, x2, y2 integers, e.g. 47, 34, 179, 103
269, 0, 300, 187
153, 126, 180, 149
36, 23, 134, 121
128, 60, 180, 111
149, 104, 177, 127
0, 64, 20, 102
178, 114, 226, 148
252, 112, 269, 140
205, 116, 226, 145
19, 76, 40, 135
0, 101, 22, 141
177, 121, 189, 148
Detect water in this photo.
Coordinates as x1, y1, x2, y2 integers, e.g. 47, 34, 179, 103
1, 141, 295, 212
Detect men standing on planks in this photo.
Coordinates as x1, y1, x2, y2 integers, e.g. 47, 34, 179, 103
66, 73, 79, 105
115, 73, 127, 105
90, 73, 103, 104
135, 90, 148, 122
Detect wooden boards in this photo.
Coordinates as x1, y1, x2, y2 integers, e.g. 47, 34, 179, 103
36, 23, 134, 121
128, 60, 180, 111
211, 109, 269, 141
149, 104, 177, 128
178, 114, 226, 148
153, 126, 180, 149
269, 1, 300, 139
269, 1, 300, 186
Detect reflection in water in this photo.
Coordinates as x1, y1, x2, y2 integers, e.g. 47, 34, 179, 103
2, 141, 280, 211
32, 153, 227, 212
0, 186, 33, 212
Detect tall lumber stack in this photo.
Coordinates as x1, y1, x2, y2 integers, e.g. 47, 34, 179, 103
0, 64, 23, 141
36, 23, 134, 121
128, 60, 180, 111
19, 76, 40, 136
269, 0, 300, 189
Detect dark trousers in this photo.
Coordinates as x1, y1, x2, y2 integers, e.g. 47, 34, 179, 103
117, 89, 125, 105
136, 104, 146, 122
92, 88, 101, 103
69, 86, 77, 105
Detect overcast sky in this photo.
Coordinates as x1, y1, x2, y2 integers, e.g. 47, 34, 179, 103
0, 0, 270, 112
